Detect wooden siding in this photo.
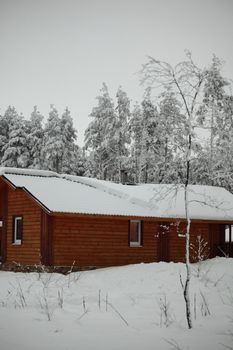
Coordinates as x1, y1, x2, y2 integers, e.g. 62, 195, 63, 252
168, 222, 221, 263
209, 223, 222, 258
53, 216, 159, 267
6, 187, 42, 265
0, 180, 8, 262
52, 217, 223, 267
53, 218, 223, 267
40, 212, 53, 265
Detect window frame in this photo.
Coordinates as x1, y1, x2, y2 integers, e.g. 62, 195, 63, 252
13, 216, 23, 245
225, 224, 233, 243
129, 220, 143, 247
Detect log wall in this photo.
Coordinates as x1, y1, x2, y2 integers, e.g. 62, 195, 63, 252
52, 216, 222, 267
168, 221, 219, 263
6, 187, 41, 265
0, 181, 8, 262
53, 216, 159, 267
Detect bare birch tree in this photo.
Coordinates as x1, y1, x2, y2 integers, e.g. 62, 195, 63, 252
141, 51, 207, 329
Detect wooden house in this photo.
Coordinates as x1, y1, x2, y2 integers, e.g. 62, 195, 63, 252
0, 167, 232, 269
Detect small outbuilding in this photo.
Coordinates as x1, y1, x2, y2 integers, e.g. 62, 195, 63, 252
0, 167, 232, 269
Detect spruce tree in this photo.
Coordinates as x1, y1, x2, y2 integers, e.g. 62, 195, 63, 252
1, 108, 30, 168
129, 102, 144, 183
60, 107, 77, 174
0, 106, 18, 164
42, 105, 63, 172
114, 87, 131, 182
214, 95, 233, 192
140, 88, 159, 183
85, 83, 117, 180
157, 90, 187, 183
28, 106, 44, 169
197, 55, 229, 185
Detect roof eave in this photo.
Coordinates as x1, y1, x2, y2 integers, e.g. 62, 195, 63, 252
50, 211, 233, 223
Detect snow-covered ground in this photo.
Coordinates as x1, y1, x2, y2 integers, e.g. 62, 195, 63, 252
0, 258, 233, 350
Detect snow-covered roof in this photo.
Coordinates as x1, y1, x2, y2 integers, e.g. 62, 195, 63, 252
1, 167, 233, 221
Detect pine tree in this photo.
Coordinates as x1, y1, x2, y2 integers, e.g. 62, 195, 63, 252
157, 90, 187, 183
0, 106, 18, 164
114, 87, 131, 182
85, 83, 117, 180
197, 55, 229, 185
140, 88, 159, 183
1, 108, 30, 168
129, 102, 144, 183
28, 106, 44, 169
60, 107, 77, 174
70, 145, 87, 176
0, 114, 7, 163
214, 95, 233, 192
42, 105, 63, 172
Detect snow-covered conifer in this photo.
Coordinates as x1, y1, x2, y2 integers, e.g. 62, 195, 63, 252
0, 106, 18, 164
42, 105, 63, 172
213, 95, 233, 192
197, 55, 229, 185
114, 87, 131, 182
60, 107, 77, 174
157, 90, 187, 183
1, 108, 30, 168
28, 106, 44, 169
129, 102, 144, 183
85, 83, 117, 180
140, 88, 159, 183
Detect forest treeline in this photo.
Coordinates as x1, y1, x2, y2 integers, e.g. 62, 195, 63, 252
0, 55, 233, 191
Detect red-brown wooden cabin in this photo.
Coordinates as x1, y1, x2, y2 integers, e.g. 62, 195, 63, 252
0, 167, 233, 269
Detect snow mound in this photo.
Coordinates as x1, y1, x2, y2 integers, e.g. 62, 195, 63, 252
0, 258, 233, 350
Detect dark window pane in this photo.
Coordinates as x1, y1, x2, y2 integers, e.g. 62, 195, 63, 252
16, 218, 22, 240
131, 222, 139, 242
14, 217, 22, 243
130, 221, 141, 244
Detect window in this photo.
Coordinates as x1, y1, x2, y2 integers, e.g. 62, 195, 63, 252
225, 225, 233, 243
13, 216, 23, 244
129, 220, 142, 247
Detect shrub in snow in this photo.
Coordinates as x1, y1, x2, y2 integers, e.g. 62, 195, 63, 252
191, 235, 210, 277
158, 294, 174, 328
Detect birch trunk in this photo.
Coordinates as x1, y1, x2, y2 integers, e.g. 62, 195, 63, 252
183, 121, 193, 329
209, 105, 214, 186
184, 186, 193, 329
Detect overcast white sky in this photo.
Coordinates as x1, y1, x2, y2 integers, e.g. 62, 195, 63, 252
1, 0, 233, 145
